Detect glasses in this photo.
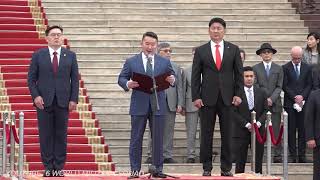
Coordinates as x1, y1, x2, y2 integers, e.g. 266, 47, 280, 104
160, 49, 172, 53
261, 50, 273, 54
48, 33, 62, 37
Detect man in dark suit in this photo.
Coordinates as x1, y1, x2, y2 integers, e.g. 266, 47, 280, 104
118, 32, 175, 178
304, 89, 320, 180
282, 46, 312, 163
252, 43, 283, 163
191, 17, 243, 177
27, 25, 79, 177
233, 66, 268, 174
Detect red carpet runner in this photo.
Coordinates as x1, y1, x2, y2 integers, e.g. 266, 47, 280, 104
0, 0, 115, 174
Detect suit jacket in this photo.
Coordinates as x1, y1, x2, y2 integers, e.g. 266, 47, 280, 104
182, 65, 198, 112
253, 62, 283, 112
27, 47, 79, 108
311, 65, 320, 90
282, 61, 312, 108
305, 90, 320, 147
233, 86, 268, 138
118, 53, 174, 116
191, 41, 243, 106
166, 62, 183, 112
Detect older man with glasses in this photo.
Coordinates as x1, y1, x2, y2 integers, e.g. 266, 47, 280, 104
252, 43, 284, 163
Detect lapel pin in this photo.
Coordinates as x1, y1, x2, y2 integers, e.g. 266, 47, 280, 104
63, 54, 66, 57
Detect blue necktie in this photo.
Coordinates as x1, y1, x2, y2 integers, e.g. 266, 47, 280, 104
265, 64, 270, 77
146, 57, 153, 77
247, 89, 254, 110
295, 64, 300, 80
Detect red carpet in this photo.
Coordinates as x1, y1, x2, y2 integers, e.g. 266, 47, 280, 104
0, 0, 115, 172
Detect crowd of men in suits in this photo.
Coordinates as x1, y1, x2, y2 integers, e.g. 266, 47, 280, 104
118, 17, 320, 179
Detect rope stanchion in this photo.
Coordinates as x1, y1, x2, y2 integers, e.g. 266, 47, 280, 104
268, 124, 284, 145
5, 122, 11, 145
11, 124, 19, 144
253, 123, 267, 144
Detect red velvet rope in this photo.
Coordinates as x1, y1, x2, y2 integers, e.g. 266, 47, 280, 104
5, 123, 10, 145
11, 125, 19, 144
253, 123, 267, 144
268, 124, 284, 146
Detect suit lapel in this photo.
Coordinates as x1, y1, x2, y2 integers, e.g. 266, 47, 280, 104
204, 42, 218, 71
137, 53, 146, 74
58, 48, 67, 74
44, 48, 54, 74
154, 54, 161, 76
221, 41, 231, 69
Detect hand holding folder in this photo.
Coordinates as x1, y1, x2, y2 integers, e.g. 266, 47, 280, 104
132, 72, 171, 94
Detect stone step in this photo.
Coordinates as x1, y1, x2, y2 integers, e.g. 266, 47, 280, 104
48, 19, 305, 27
112, 154, 314, 164
42, 2, 293, 9
77, 60, 291, 70
76, 52, 296, 61
44, 8, 296, 14
57, 26, 308, 35
115, 163, 312, 179
64, 33, 306, 42
108, 145, 314, 155
45, 14, 301, 21
70, 39, 305, 48
73, 46, 301, 54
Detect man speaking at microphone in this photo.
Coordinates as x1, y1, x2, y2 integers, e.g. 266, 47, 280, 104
118, 32, 175, 178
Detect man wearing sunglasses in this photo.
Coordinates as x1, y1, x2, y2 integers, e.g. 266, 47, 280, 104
253, 43, 284, 163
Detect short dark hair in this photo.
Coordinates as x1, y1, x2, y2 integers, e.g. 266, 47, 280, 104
209, 17, 226, 28
142, 31, 158, 41
45, 25, 63, 36
243, 66, 253, 72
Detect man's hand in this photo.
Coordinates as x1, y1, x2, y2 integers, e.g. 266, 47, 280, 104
256, 121, 262, 128
127, 80, 139, 89
193, 99, 204, 109
307, 139, 317, 149
232, 96, 242, 106
176, 106, 183, 114
267, 98, 273, 107
34, 96, 44, 110
245, 123, 252, 132
69, 101, 77, 112
165, 75, 175, 85
294, 95, 304, 104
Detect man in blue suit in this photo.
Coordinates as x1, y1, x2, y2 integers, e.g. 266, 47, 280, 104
118, 32, 175, 178
27, 25, 79, 177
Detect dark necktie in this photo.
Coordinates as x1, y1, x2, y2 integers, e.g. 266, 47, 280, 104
215, 44, 222, 70
265, 64, 270, 77
295, 64, 300, 80
146, 56, 153, 77
52, 51, 58, 75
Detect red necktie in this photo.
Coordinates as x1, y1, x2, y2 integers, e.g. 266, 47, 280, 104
52, 51, 58, 74
215, 44, 222, 70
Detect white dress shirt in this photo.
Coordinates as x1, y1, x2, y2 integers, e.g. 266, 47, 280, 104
210, 40, 224, 63
48, 46, 61, 65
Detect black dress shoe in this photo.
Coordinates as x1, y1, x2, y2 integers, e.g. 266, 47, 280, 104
221, 171, 233, 176
202, 170, 211, 176
298, 156, 313, 163
273, 157, 282, 163
152, 172, 167, 178
43, 169, 52, 177
288, 156, 297, 163
164, 158, 177, 163
186, 158, 195, 163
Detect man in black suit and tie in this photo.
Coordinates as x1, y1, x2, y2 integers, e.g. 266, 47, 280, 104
283, 46, 312, 163
28, 25, 79, 177
305, 89, 320, 180
191, 17, 243, 177
232, 66, 268, 174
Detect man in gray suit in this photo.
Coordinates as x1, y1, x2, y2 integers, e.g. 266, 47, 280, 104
146, 42, 183, 163
182, 47, 199, 163
253, 43, 284, 163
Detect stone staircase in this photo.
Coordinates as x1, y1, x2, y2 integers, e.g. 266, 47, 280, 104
41, 0, 312, 179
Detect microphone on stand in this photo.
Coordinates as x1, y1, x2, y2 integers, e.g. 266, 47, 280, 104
147, 55, 159, 111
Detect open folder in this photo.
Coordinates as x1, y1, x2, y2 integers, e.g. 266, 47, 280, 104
131, 72, 171, 94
